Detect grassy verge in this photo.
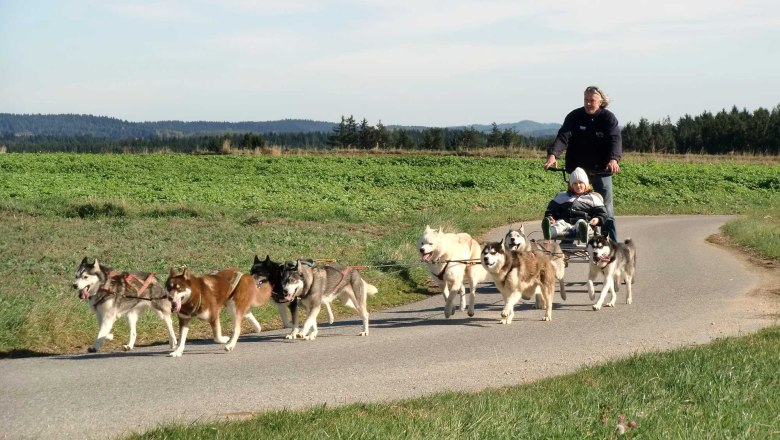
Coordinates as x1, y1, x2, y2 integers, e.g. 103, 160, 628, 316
130, 326, 780, 439
0, 154, 778, 355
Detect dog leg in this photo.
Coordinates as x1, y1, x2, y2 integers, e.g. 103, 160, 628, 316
210, 316, 230, 344
625, 271, 634, 304
123, 310, 139, 351
90, 310, 118, 353
541, 287, 553, 322
151, 307, 178, 349
325, 302, 335, 324
285, 302, 300, 339
592, 270, 613, 311
606, 274, 618, 308
244, 311, 262, 333
441, 284, 453, 318
587, 263, 601, 301
444, 285, 459, 319
169, 317, 190, 357
225, 308, 243, 353
458, 284, 467, 312
301, 304, 321, 340
275, 302, 293, 328
501, 291, 521, 324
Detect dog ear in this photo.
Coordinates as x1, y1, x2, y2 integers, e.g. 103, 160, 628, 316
92, 259, 101, 271
168, 267, 176, 278
182, 266, 190, 279
265, 255, 272, 263
437, 226, 443, 233
80, 256, 88, 265
254, 255, 261, 265
519, 225, 525, 235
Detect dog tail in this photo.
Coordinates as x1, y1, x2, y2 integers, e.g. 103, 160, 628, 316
624, 238, 634, 247
363, 280, 378, 296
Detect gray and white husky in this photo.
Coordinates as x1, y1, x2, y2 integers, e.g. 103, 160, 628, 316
586, 234, 637, 310
504, 226, 567, 300
277, 260, 378, 340
72, 257, 177, 353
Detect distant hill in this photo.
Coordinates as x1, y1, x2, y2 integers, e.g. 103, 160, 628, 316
0, 114, 337, 139
453, 120, 560, 137
0, 113, 559, 138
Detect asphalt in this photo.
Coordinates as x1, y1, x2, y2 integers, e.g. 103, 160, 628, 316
1, 215, 776, 439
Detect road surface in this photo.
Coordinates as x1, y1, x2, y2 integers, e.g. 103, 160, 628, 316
1, 216, 776, 439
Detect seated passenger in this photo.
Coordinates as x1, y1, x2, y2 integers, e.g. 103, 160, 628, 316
542, 167, 608, 243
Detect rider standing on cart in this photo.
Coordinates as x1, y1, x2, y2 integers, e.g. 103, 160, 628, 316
544, 85, 622, 241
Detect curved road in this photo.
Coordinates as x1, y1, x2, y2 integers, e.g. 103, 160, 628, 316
1, 216, 776, 439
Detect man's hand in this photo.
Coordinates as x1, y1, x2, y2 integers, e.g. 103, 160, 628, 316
607, 159, 620, 173
544, 155, 557, 170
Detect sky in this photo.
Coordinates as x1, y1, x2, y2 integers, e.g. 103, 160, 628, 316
1, 0, 779, 127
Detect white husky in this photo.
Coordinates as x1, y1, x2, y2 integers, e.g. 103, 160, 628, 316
417, 225, 487, 318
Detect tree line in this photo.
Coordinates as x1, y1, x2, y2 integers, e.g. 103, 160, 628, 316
2, 104, 779, 154
621, 105, 780, 155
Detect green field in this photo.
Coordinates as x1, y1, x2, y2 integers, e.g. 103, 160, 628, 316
0, 153, 778, 354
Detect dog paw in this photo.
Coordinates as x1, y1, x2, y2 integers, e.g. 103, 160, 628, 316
122, 344, 133, 351
592, 304, 602, 311
542, 316, 551, 322
606, 302, 615, 308
216, 336, 230, 344
224, 344, 235, 352
168, 351, 183, 357
87, 347, 97, 353
106, 333, 114, 341
626, 299, 632, 305
358, 331, 368, 337
467, 310, 475, 317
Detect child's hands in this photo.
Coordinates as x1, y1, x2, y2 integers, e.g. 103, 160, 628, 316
589, 218, 599, 226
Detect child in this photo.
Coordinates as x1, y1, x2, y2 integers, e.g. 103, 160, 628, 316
542, 167, 608, 242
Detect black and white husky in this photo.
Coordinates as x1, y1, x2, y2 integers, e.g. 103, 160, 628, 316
72, 257, 177, 353
586, 234, 637, 310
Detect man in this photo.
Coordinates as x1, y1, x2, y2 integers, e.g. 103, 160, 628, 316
544, 85, 622, 241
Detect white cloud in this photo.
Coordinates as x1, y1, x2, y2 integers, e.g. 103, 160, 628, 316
107, 1, 199, 22
353, 0, 534, 37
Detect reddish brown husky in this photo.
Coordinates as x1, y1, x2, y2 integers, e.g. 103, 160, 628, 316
165, 267, 271, 357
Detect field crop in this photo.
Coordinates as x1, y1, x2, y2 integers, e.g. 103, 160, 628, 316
0, 153, 778, 354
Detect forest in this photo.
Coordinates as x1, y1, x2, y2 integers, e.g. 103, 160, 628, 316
1, 104, 778, 154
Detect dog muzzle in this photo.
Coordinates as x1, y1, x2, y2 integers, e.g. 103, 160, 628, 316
167, 292, 183, 313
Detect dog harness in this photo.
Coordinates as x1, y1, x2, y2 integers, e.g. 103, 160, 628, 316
92, 271, 162, 306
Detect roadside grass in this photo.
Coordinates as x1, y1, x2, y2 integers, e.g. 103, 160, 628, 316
130, 326, 780, 439
0, 154, 778, 355
722, 205, 780, 261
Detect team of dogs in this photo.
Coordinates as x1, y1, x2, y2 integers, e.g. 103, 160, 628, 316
73, 226, 636, 357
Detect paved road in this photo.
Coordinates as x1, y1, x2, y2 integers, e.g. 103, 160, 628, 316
1, 216, 775, 440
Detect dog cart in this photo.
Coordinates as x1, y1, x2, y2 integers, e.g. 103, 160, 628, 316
541, 167, 603, 267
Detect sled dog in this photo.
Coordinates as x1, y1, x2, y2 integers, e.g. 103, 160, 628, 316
418, 225, 487, 318
586, 234, 637, 310
480, 241, 555, 324
277, 260, 377, 340
73, 257, 177, 353
250, 255, 335, 327
165, 266, 269, 356
504, 227, 567, 300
